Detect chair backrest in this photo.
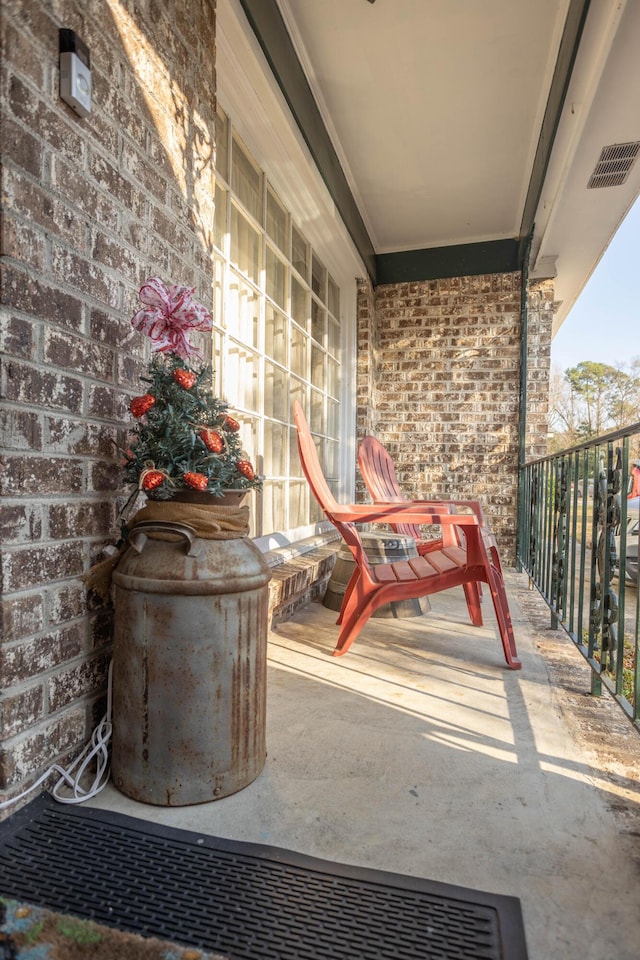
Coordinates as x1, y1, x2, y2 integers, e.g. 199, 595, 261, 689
292, 401, 339, 515
292, 401, 371, 572
358, 434, 422, 541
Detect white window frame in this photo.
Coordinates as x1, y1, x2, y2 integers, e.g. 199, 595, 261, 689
216, 0, 366, 550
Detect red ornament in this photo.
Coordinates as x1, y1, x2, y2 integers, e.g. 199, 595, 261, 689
183, 471, 208, 491
130, 394, 155, 418
173, 368, 197, 390
237, 460, 255, 481
223, 415, 240, 433
141, 470, 165, 491
200, 428, 224, 453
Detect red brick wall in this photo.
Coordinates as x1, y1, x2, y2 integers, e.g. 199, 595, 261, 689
1, 0, 217, 812
356, 274, 553, 563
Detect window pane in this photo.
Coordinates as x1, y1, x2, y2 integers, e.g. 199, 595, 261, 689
231, 137, 262, 221
216, 107, 229, 181
227, 272, 259, 347
263, 420, 287, 475
290, 324, 308, 378
265, 305, 287, 365
230, 206, 260, 284
291, 277, 308, 329
266, 187, 287, 253
310, 495, 323, 524
311, 343, 324, 387
311, 300, 325, 345
289, 379, 307, 420
214, 183, 227, 251
327, 397, 339, 437
310, 388, 324, 434
213, 257, 224, 328
211, 328, 223, 386
264, 361, 287, 420
328, 275, 339, 316
311, 253, 326, 302
324, 439, 338, 478
266, 245, 286, 310
327, 357, 340, 399
327, 480, 339, 508
263, 481, 286, 536
309, 438, 324, 523
292, 225, 308, 278
289, 426, 303, 478
327, 316, 340, 358
288, 480, 309, 528
234, 412, 258, 462
226, 341, 259, 412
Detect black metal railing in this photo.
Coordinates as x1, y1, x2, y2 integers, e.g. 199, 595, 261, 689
518, 422, 640, 729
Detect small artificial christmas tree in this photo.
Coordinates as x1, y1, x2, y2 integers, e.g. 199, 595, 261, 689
122, 277, 262, 503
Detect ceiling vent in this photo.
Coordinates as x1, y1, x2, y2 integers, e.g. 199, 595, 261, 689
587, 142, 640, 189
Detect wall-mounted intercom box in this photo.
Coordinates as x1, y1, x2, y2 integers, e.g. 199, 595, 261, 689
59, 29, 91, 118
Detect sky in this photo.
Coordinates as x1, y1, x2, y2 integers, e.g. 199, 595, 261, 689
550, 195, 639, 373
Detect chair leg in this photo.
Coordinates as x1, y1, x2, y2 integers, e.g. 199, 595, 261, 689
333, 588, 381, 656
462, 582, 483, 626
337, 567, 360, 625
334, 609, 371, 656
485, 567, 521, 669
489, 544, 504, 578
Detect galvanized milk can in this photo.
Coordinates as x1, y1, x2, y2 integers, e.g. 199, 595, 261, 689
111, 520, 271, 806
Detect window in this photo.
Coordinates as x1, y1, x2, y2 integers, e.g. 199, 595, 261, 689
213, 108, 342, 539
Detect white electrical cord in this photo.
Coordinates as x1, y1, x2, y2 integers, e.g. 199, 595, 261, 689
0, 661, 113, 811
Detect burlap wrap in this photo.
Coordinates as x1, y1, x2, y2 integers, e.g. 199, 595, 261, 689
84, 499, 250, 601
131, 499, 250, 539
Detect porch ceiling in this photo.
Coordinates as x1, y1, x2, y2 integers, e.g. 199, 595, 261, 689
247, 0, 640, 333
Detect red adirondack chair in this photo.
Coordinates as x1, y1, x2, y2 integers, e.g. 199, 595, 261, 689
358, 434, 501, 627
293, 401, 521, 668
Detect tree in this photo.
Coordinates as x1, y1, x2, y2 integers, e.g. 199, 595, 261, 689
123, 353, 262, 500
606, 359, 640, 430
122, 277, 263, 504
564, 361, 620, 438
548, 365, 580, 450
548, 359, 640, 453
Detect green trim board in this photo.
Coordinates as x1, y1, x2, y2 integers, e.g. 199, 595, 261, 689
519, 0, 591, 239
375, 240, 520, 285
237, 0, 377, 280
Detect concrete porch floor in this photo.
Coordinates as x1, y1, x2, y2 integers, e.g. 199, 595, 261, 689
89, 570, 640, 960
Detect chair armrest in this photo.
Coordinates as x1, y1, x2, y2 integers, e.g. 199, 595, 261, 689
387, 498, 489, 527
331, 503, 481, 528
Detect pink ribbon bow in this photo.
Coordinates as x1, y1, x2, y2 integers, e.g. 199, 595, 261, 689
131, 277, 213, 358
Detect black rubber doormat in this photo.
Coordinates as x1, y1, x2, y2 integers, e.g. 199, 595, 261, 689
0, 794, 527, 960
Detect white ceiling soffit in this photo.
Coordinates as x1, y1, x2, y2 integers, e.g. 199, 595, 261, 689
277, 0, 568, 253
269, 0, 640, 331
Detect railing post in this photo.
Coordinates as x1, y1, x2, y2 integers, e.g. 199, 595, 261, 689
589, 449, 604, 696
551, 456, 568, 629
530, 468, 538, 582
588, 446, 622, 696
